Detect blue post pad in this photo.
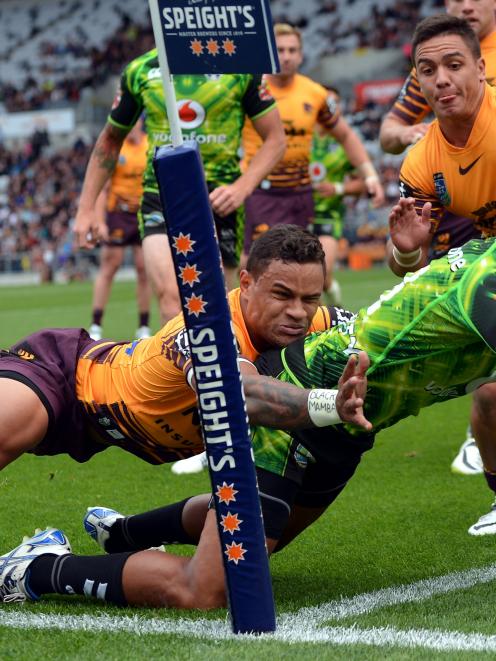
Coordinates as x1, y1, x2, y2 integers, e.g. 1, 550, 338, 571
154, 141, 276, 633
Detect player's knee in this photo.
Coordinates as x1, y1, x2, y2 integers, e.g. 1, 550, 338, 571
473, 383, 496, 419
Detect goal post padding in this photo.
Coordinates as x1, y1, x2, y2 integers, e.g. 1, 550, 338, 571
153, 140, 276, 634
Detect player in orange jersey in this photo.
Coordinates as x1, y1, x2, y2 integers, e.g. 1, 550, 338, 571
386, 14, 496, 528
0, 226, 367, 610
380, 0, 496, 155
241, 23, 384, 263
88, 119, 152, 341
381, 1, 496, 476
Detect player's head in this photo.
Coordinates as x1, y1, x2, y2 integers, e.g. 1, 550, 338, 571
444, 0, 496, 40
240, 225, 325, 351
412, 14, 482, 63
412, 14, 485, 121
273, 23, 303, 78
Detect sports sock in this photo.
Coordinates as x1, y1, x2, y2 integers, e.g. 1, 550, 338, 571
106, 498, 195, 552
28, 552, 132, 606
139, 312, 149, 327
92, 309, 104, 325
484, 469, 496, 493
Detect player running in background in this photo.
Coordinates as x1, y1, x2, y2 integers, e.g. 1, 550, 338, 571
309, 86, 368, 306
4, 232, 496, 610
74, 55, 285, 323
380, 1, 496, 473
240, 23, 384, 264
88, 118, 151, 341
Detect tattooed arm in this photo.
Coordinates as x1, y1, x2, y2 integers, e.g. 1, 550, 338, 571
74, 123, 129, 248
241, 352, 372, 431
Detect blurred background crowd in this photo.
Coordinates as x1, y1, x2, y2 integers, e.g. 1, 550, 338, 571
0, 0, 443, 282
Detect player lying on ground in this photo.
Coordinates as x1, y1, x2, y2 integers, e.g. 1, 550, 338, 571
4, 232, 496, 608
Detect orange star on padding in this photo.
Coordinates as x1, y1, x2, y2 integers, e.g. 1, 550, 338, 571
222, 38, 236, 56
206, 39, 219, 55
185, 293, 207, 317
190, 39, 203, 56
172, 232, 196, 256
216, 482, 238, 505
225, 541, 246, 564
221, 511, 242, 534
179, 263, 201, 287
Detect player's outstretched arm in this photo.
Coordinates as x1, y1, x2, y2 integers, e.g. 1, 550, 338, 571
241, 352, 372, 431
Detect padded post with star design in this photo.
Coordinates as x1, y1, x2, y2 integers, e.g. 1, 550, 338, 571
153, 140, 276, 633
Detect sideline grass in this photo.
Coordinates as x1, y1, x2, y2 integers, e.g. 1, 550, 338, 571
1, 267, 494, 659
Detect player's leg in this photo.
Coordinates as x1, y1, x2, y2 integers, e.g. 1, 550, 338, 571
467, 383, 496, 534
132, 244, 151, 337
5, 509, 279, 609
0, 378, 48, 469
273, 443, 369, 551
142, 233, 181, 324
85, 494, 210, 553
89, 245, 124, 339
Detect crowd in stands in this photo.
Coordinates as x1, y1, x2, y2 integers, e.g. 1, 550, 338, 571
0, 0, 426, 278
1, 14, 154, 112
0, 135, 92, 279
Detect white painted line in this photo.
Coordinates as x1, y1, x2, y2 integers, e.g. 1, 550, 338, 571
2, 611, 496, 652
1, 562, 496, 652
281, 562, 496, 625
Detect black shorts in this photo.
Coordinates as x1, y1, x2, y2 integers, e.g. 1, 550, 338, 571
138, 190, 243, 268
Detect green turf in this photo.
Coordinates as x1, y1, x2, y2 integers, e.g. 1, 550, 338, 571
1, 267, 494, 659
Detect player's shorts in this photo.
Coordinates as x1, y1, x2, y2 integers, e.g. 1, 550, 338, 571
105, 210, 141, 247
138, 190, 243, 268
243, 186, 315, 253
429, 211, 481, 261
0, 328, 107, 463
311, 213, 344, 240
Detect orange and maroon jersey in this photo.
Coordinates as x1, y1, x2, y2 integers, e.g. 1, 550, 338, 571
242, 74, 340, 188
390, 29, 496, 125
399, 84, 496, 236
74, 288, 348, 464
106, 135, 148, 213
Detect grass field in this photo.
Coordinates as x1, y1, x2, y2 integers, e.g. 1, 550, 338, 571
2, 266, 496, 660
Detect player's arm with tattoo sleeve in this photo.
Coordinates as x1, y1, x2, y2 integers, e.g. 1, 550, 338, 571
240, 352, 372, 431
74, 123, 129, 248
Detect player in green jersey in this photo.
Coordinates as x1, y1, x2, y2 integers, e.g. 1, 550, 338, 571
82, 235, 496, 564
6, 229, 496, 610
309, 87, 368, 305
74, 50, 286, 322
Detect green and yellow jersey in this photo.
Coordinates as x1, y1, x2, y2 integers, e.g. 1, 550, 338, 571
109, 49, 276, 193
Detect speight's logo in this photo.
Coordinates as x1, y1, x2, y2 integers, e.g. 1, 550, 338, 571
433, 172, 451, 206
162, 5, 255, 31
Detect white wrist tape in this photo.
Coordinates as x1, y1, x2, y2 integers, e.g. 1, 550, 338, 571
392, 246, 422, 268
307, 389, 342, 427
333, 181, 345, 195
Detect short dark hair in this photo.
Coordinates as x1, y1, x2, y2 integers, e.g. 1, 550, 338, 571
246, 225, 325, 279
412, 14, 481, 64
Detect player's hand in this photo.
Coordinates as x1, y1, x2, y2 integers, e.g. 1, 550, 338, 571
73, 209, 108, 248
365, 177, 385, 208
389, 197, 432, 253
313, 181, 341, 197
336, 351, 372, 431
399, 123, 430, 147
209, 182, 247, 217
